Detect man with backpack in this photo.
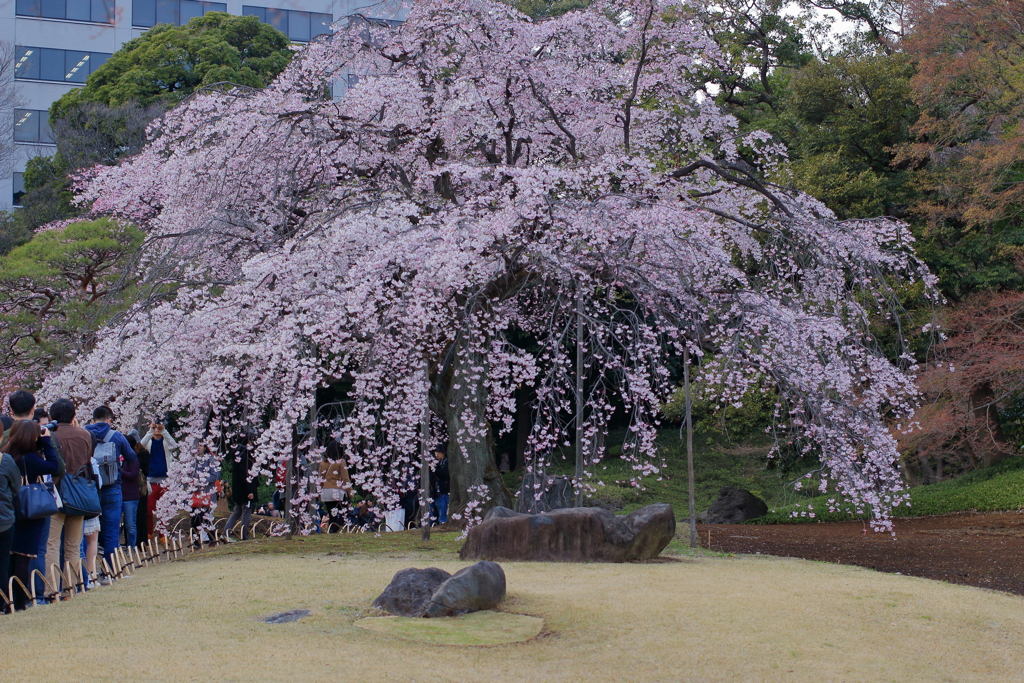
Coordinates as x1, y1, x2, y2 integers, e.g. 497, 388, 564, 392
85, 406, 136, 578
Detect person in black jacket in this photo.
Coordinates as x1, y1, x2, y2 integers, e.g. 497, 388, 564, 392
429, 444, 450, 525
225, 436, 257, 542
129, 435, 151, 548
8, 420, 59, 610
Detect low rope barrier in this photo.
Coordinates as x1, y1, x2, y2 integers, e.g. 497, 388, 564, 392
2, 512, 403, 614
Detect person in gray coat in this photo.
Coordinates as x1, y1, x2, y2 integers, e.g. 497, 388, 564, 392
0, 451, 21, 611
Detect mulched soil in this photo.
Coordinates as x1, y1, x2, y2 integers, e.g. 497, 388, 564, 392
695, 511, 1024, 596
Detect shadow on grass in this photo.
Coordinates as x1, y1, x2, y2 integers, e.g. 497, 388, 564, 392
182, 528, 714, 564
188, 529, 466, 560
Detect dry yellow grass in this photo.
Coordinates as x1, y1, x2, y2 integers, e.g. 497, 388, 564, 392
0, 551, 1022, 682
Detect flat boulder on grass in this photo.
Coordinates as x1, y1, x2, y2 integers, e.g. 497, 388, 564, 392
459, 503, 675, 562
372, 567, 452, 617
373, 562, 506, 618
423, 561, 506, 618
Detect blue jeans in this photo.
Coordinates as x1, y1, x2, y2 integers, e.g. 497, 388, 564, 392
28, 516, 50, 601
121, 500, 139, 548
431, 493, 449, 525
99, 487, 122, 570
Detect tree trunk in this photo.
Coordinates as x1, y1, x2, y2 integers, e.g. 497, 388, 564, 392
971, 382, 1008, 467
430, 341, 512, 523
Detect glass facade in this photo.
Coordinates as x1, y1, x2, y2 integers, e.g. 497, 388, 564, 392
14, 46, 112, 83
242, 5, 332, 42
131, 0, 227, 27
14, 110, 55, 145
15, 0, 114, 23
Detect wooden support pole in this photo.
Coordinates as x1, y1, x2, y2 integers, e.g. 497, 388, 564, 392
421, 354, 432, 541
685, 346, 697, 549
575, 295, 584, 508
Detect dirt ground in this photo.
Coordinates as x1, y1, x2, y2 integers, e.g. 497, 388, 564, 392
698, 511, 1024, 596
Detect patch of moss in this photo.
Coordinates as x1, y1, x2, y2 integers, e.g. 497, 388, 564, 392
354, 610, 544, 646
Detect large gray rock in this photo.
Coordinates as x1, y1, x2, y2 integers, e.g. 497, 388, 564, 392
422, 561, 506, 618
701, 486, 768, 524
372, 562, 507, 618
371, 567, 451, 617
459, 503, 675, 562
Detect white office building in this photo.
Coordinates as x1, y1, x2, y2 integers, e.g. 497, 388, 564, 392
1, 0, 405, 210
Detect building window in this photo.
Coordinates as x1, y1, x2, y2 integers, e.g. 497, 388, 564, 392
15, 0, 114, 23
14, 110, 55, 145
14, 46, 111, 83
242, 6, 333, 42
13, 173, 25, 207
131, 0, 226, 27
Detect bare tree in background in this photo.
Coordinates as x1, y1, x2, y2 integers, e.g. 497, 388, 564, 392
0, 42, 21, 185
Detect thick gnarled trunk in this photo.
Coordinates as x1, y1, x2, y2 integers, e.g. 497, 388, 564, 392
430, 342, 512, 523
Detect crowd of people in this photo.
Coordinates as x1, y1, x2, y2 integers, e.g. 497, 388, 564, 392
0, 390, 454, 613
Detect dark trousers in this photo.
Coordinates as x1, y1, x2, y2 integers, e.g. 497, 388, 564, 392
225, 503, 252, 539
400, 492, 420, 528
98, 486, 122, 569
0, 525, 13, 612
27, 516, 50, 601
10, 554, 31, 610
136, 492, 149, 546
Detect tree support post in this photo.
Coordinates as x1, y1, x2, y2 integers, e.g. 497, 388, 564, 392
421, 355, 432, 541
575, 295, 585, 508
684, 346, 697, 548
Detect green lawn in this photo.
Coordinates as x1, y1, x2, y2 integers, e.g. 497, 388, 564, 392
503, 428, 1024, 525
502, 429, 790, 517
754, 456, 1024, 524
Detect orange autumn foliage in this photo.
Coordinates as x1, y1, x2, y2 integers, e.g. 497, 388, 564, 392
903, 291, 1024, 481
898, 0, 1024, 230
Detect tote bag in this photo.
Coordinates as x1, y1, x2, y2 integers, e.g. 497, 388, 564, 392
17, 476, 59, 520
59, 466, 102, 519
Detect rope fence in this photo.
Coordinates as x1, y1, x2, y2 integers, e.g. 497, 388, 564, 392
0, 514, 412, 613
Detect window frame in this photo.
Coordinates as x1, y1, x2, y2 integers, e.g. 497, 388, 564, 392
242, 4, 334, 42
15, 0, 114, 24
14, 109, 56, 145
132, 0, 227, 27
14, 46, 112, 84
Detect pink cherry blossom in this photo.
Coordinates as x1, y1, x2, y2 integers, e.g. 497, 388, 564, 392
42, 0, 936, 533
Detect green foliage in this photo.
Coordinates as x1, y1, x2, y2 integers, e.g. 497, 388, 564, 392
754, 456, 1024, 523
663, 375, 777, 443
702, 0, 813, 128
914, 225, 1024, 302
0, 212, 32, 257
502, 429, 795, 517
771, 49, 917, 219
50, 13, 293, 120
16, 154, 77, 232
0, 218, 144, 388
